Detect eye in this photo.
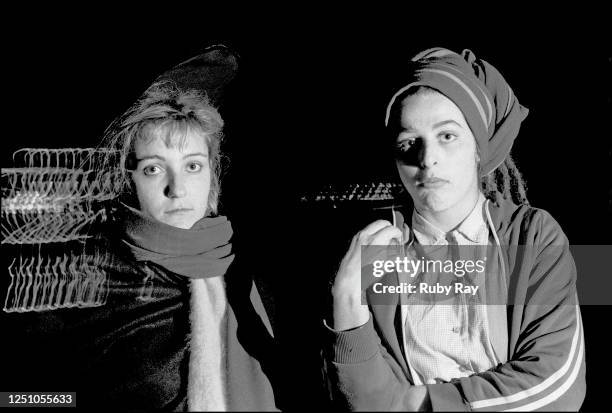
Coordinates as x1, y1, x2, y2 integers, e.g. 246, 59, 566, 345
186, 162, 203, 172
143, 164, 163, 176
396, 138, 416, 152
440, 133, 457, 142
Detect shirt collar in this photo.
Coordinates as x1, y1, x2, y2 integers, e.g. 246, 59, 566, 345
411, 193, 487, 244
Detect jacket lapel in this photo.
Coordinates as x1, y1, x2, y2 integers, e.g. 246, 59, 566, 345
367, 272, 410, 376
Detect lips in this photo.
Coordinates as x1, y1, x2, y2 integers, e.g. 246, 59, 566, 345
417, 177, 448, 188
165, 208, 193, 214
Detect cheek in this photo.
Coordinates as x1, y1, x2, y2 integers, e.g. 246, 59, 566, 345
450, 151, 479, 190
189, 170, 211, 199
395, 163, 421, 198
396, 162, 418, 180
133, 177, 163, 210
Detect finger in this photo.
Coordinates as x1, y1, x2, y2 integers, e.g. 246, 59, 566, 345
359, 220, 394, 237
368, 225, 404, 246
347, 220, 396, 261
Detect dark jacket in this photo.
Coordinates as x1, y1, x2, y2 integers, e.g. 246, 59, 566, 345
324, 197, 586, 411
5, 232, 280, 411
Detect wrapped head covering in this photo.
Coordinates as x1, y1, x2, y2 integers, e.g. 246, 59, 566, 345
384, 47, 529, 176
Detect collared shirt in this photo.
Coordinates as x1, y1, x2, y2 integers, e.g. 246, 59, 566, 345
400, 193, 501, 385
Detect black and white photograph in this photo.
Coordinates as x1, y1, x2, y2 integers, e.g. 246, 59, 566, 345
1, 11, 610, 411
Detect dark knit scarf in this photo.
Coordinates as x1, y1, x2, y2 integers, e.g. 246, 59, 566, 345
119, 203, 234, 279
118, 203, 279, 411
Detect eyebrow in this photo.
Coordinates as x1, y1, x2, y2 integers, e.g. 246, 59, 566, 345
432, 120, 463, 129
135, 152, 208, 162
401, 120, 464, 133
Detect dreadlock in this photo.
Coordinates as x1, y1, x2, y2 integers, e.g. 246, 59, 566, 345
481, 154, 529, 205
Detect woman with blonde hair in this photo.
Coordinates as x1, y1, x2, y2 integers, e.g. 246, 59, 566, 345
5, 45, 280, 411
98, 78, 278, 410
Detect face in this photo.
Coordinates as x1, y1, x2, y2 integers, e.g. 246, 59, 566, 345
391, 91, 480, 215
131, 126, 210, 229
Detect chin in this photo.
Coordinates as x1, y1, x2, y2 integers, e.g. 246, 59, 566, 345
172, 222, 195, 230
421, 199, 454, 213
160, 216, 197, 230
415, 191, 456, 213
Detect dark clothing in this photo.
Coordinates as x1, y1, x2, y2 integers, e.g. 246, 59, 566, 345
5, 233, 280, 411
324, 197, 586, 411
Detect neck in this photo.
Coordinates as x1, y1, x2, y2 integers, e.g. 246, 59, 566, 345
415, 190, 481, 233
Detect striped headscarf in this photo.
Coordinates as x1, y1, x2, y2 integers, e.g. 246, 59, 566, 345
384, 47, 529, 176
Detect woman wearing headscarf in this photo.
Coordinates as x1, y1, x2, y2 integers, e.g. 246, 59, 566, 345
324, 48, 586, 411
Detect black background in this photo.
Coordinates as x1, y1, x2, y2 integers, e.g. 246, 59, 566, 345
2, 10, 610, 411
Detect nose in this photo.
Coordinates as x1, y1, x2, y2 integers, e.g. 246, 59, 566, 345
418, 140, 439, 169
165, 172, 187, 198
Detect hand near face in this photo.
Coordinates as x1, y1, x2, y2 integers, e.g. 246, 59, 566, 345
331, 220, 403, 331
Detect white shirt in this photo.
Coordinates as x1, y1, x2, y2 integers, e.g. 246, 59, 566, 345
399, 194, 501, 385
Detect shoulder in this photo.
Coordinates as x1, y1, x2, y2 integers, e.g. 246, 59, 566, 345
487, 196, 569, 246
88, 231, 171, 285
